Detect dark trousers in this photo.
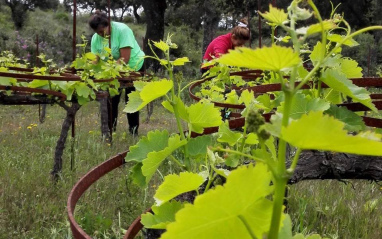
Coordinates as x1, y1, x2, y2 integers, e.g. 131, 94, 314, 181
108, 64, 144, 134
108, 86, 139, 134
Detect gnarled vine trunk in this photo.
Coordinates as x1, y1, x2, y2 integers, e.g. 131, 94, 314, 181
51, 102, 80, 180
290, 151, 382, 184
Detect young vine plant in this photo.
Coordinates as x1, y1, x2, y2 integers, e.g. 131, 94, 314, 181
0, 35, 136, 105
124, 1, 382, 239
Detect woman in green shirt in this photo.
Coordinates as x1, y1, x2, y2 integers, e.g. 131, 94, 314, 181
89, 10, 145, 135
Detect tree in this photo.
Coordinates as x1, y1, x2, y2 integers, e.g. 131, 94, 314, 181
4, 0, 59, 29
74, 0, 139, 21
141, 0, 167, 71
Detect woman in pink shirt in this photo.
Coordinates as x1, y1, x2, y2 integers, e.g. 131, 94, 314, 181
201, 18, 250, 74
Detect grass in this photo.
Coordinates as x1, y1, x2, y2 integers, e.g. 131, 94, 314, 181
0, 100, 381, 238
0, 100, 176, 239
287, 180, 382, 238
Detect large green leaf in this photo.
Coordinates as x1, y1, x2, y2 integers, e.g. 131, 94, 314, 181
320, 69, 376, 112
306, 20, 337, 36
153, 40, 169, 52
217, 121, 242, 146
245, 133, 259, 145
327, 34, 359, 47
124, 80, 173, 113
323, 89, 343, 104
161, 164, 277, 239
125, 130, 169, 162
277, 93, 330, 120
75, 82, 91, 98
224, 91, 240, 104
161, 96, 189, 122
123, 91, 143, 113
142, 135, 187, 184
186, 135, 213, 156
154, 172, 205, 206
187, 101, 222, 134
281, 111, 382, 156
172, 57, 191, 66
325, 105, 366, 132
141, 201, 185, 229
140, 79, 173, 106
28, 79, 50, 88
279, 215, 293, 239
130, 163, 146, 187
0, 76, 16, 86
217, 45, 301, 71
340, 58, 363, 78
85, 52, 97, 61
309, 42, 325, 65
259, 4, 288, 25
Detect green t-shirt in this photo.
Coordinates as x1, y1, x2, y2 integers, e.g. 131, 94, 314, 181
91, 21, 145, 70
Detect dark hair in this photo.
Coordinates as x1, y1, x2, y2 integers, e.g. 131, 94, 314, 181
231, 18, 250, 41
89, 10, 109, 30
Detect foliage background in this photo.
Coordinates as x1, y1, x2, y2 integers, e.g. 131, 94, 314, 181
1, 0, 381, 75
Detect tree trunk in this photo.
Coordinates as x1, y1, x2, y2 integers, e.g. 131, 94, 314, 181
201, 1, 222, 58
289, 151, 382, 184
141, 0, 167, 71
7, 1, 29, 30
51, 102, 80, 180
132, 4, 141, 23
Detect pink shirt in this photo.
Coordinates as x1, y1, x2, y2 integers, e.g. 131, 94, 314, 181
203, 33, 233, 61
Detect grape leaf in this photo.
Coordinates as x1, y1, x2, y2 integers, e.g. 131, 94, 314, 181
154, 172, 205, 206
218, 121, 242, 146
259, 4, 288, 25
323, 89, 343, 104
140, 79, 173, 105
309, 42, 325, 65
172, 57, 191, 66
187, 101, 222, 134
224, 91, 240, 104
0, 76, 16, 86
239, 89, 255, 107
141, 201, 185, 229
133, 80, 148, 91
161, 96, 189, 122
142, 135, 187, 184
124, 80, 173, 113
277, 93, 330, 119
321, 69, 376, 112
130, 163, 146, 187
153, 40, 169, 52
186, 135, 213, 156
281, 111, 382, 156
325, 105, 366, 132
327, 34, 359, 47
306, 20, 337, 36
28, 80, 50, 88
125, 130, 169, 163
340, 58, 363, 78
75, 82, 91, 98
278, 215, 293, 239
245, 133, 259, 145
161, 164, 278, 239
217, 46, 301, 71
123, 91, 143, 113
85, 52, 97, 61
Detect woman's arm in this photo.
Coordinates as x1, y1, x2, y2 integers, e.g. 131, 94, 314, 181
118, 47, 132, 64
